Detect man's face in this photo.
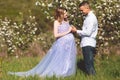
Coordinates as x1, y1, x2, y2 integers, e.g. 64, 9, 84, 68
79, 6, 88, 15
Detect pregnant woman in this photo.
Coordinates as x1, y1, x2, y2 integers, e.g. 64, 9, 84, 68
8, 7, 77, 78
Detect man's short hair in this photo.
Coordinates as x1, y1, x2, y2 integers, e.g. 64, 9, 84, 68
79, 1, 90, 8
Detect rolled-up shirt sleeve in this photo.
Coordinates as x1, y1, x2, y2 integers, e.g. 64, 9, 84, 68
77, 30, 82, 36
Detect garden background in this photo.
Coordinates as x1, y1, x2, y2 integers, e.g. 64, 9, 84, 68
0, 0, 120, 80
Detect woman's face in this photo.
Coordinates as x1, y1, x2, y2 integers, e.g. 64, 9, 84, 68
64, 10, 68, 19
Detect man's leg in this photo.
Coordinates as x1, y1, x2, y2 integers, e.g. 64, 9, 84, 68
82, 46, 96, 75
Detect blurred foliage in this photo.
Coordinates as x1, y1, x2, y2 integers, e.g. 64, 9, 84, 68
0, 0, 120, 55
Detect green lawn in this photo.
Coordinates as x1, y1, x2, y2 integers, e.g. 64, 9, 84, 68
1, 55, 120, 80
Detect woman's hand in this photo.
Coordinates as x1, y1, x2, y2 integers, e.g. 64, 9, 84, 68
71, 26, 77, 33
68, 27, 72, 33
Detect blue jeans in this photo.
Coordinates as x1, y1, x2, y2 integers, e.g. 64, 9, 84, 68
82, 46, 96, 75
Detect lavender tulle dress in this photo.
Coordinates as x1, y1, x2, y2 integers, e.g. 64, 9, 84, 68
8, 21, 77, 78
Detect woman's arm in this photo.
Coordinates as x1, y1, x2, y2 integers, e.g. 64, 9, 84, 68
54, 21, 71, 38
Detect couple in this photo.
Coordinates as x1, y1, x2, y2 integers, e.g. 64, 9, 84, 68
8, 1, 98, 77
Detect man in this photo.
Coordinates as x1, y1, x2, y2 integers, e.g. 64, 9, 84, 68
72, 1, 98, 75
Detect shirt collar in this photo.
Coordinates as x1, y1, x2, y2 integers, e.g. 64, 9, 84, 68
86, 11, 92, 17
88, 11, 93, 16
84, 11, 92, 19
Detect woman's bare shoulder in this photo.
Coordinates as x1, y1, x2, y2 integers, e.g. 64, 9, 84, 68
54, 20, 59, 23
54, 20, 60, 25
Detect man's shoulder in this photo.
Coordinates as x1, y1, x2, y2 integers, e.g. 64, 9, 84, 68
88, 12, 97, 20
89, 12, 96, 17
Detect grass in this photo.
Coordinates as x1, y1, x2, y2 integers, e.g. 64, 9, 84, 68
1, 54, 120, 80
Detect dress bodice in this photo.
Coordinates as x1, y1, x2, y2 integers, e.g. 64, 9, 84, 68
58, 21, 70, 33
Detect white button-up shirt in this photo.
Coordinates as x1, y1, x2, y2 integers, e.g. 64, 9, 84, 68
77, 11, 98, 47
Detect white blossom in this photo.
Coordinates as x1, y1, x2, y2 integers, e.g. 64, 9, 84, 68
35, 1, 40, 6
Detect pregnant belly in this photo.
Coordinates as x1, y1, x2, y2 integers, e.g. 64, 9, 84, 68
62, 33, 74, 41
